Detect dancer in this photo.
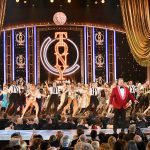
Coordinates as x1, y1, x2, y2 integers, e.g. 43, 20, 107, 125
83, 82, 100, 115
78, 84, 90, 114
7, 81, 20, 115
46, 81, 60, 116
109, 78, 138, 133
62, 82, 78, 117
0, 84, 9, 112
57, 82, 68, 113
21, 84, 39, 119
128, 80, 137, 115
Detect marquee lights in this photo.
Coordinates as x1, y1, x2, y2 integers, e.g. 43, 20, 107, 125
34, 26, 37, 84
92, 27, 96, 82
114, 31, 117, 80
3, 31, 6, 84
40, 32, 80, 80
12, 29, 15, 80
25, 27, 28, 83
105, 29, 108, 82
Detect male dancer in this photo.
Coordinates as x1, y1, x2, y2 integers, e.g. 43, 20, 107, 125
82, 82, 100, 114
7, 81, 20, 115
109, 78, 138, 133
128, 80, 137, 115
46, 81, 60, 116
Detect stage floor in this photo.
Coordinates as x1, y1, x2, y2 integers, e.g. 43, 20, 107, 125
0, 128, 150, 141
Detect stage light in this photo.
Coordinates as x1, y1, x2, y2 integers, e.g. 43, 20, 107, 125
50, 0, 54, 3
12, 30, 15, 80
92, 27, 96, 82
24, 0, 27, 4
105, 29, 108, 82
3, 31, 6, 84
114, 31, 117, 80
67, 0, 71, 3
16, 0, 19, 3
34, 26, 37, 84
101, 0, 105, 4
84, 26, 88, 84
95, 1, 98, 4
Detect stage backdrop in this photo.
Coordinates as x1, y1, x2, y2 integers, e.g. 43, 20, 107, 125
94, 28, 106, 85
13, 28, 26, 84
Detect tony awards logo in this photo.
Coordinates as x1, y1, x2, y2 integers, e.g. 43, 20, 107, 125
40, 32, 80, 80
54, 32, 69, 80
95, 31, 104, 45
16, 55, 25, 68
16, 32, 25, 46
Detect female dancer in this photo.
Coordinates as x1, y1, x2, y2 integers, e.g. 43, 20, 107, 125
62, 82, 78, 117
57, 82, 68, 112
21, 84, 39, 119
0, 84, 9, 112
78, 84, 90, 113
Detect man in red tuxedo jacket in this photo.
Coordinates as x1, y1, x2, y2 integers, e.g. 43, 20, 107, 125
109, 78, 138, 133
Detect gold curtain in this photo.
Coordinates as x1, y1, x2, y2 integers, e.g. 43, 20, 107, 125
0, 0, 7, 33
120, 0, 150, 66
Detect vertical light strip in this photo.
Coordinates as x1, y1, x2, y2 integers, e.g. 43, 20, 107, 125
12, 29, 15, 81
84, 26, 87, 84
25, 27, 28, 83
92, 27, 96, 82
114, 31, 117, 80
34, 26, 37, 85
105, 29, 109, 82
3, 31, 6, 84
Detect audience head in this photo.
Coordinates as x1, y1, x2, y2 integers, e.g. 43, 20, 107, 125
77, 128, 84, 137
113, 139, 127, 150
79, 134, 87, 142
82, 143, 94, 150
108, 136, 116, 149
60, 135, 70, 148
128, 124, 136, 134
90, 130, 97, 140
74, 142, 84, 150
134, 135, 142, 143
118, 132, 125, 140
99, 143, 110, 150
39, 141, 50, 150
91, 141, 100, 150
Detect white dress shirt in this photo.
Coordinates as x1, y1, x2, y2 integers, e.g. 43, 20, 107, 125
9, 85, 20, 94
119, 86, 125, 98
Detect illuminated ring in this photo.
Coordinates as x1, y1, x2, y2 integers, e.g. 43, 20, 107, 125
40, 37, 80, 76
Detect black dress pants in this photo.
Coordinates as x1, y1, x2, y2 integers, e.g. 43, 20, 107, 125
85, 95, 99, 113
113, 107, 126, 133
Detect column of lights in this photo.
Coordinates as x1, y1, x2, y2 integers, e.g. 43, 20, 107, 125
3, 31, 6, 84
12, 29, 15, 81
92, 27, 96, 82
105, 29, 109, 82
25, 27, 28, 83
34, 26, 37, 85
114, 31, 117, 80
84, 26, 88, 84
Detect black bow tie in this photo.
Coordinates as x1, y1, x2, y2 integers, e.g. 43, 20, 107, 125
120, 86, 124, 89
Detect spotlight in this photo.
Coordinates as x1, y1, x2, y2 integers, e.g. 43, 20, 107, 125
67, 0, 71, 3
101, 0, 105, 3
50, 0, 54, 3
24, 0, 27, 4
95, 1, 98, 4
16, 0, 19, 2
